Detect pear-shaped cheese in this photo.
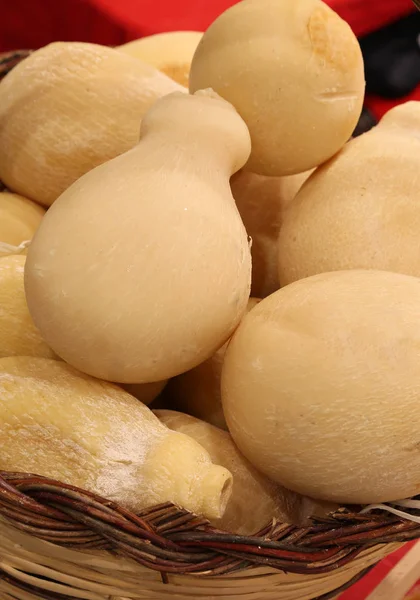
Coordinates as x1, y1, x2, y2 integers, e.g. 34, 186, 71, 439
25, 91, 252, 384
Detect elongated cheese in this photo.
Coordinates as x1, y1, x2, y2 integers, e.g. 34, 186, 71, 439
0, 357, 233, 520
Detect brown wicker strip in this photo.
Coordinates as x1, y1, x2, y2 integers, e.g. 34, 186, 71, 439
1, 472, 419, 579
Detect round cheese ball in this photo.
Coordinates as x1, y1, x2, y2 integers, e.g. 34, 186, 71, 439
222, 270, 420, 504
190, 0, 365, 176
278, 102, 420, 286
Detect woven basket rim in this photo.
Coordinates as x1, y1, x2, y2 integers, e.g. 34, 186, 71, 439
1, 471, 419, 576
0, 471, 412, 600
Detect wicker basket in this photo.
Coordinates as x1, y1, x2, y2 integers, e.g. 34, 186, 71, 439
0, 472, 416, 600
1, 35, 420, 599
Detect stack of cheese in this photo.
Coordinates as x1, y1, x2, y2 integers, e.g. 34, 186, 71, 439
0, 0, 419, 535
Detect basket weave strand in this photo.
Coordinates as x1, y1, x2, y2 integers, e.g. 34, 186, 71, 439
0, 475, 405, 600
1, 472, 420, 579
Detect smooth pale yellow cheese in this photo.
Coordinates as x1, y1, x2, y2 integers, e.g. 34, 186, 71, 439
123, 380, 168, 406
231, 170, 313, 297
0, 192, 45, 245
155, 410, 315, 533
25, 91, 252, 384
278, 102, 420, 286
0, 357, 233, 520
190, 0, 365, 176
0, 255, 54, 359
222, 270, 420, 505
119, 31, 203, 87
168, 298, 260, 429
0, 42, 185, 206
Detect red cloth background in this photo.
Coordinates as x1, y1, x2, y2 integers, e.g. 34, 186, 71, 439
1, 0, 418, 119
91, 0, 417, 38
0, 0, 416, 51
340, 542, 416, 599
